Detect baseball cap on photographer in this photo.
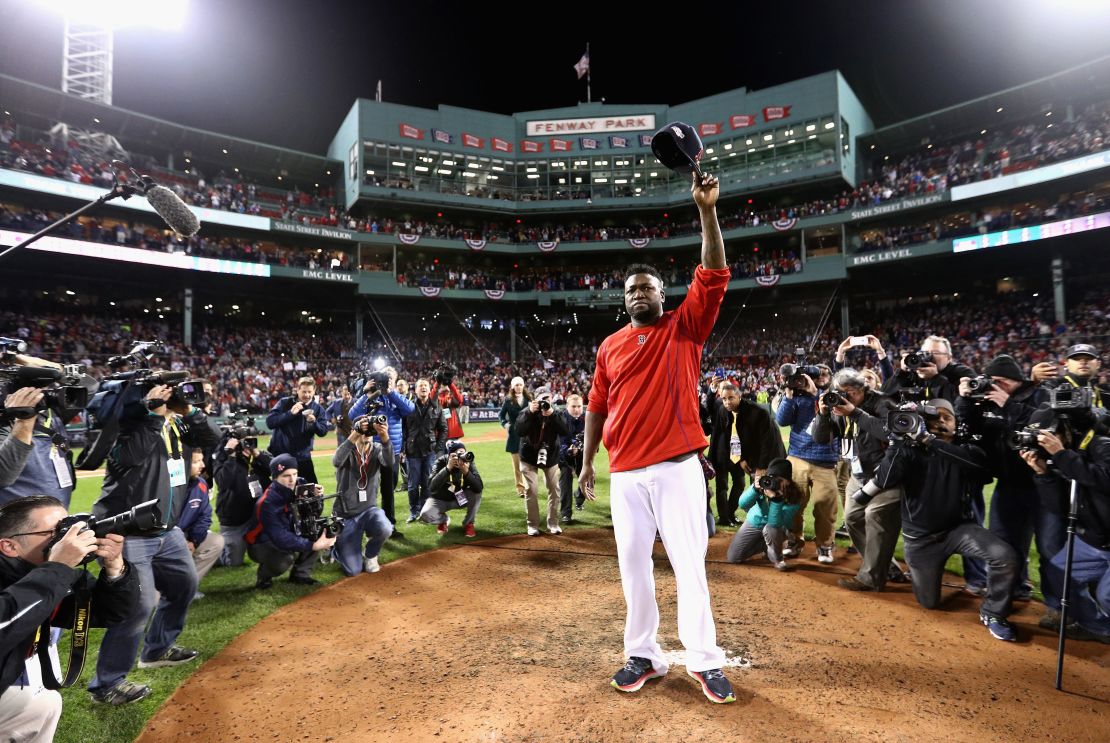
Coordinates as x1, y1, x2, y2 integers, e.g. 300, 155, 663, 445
533, 386, 552, 400
1066, 344, 1099, 359
270, 453, 298, 477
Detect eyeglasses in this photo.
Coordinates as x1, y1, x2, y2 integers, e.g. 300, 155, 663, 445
2, 529, 55, 539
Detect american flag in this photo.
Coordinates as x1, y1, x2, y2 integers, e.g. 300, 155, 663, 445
574, 50, 590, 79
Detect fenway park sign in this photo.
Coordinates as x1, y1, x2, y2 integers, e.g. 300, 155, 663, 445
526, 115, 656, 137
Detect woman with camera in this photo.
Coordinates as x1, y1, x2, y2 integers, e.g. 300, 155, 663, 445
725, 459, 802, 570
498, 376, 530, 499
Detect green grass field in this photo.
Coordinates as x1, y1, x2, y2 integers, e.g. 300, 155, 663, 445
53, 422, 1026, 742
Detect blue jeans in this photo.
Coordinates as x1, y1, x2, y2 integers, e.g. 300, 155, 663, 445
1047, 537, 1110, 635
406, 453, 436, 518
88, 527, 198, 692
989, 478, 1067, 605
333, 507, 392, 576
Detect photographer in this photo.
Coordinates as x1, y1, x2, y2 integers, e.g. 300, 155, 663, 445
498, 377, 530, 499
558, 394, 586, 524
813, 369, 899, 589
431, 365, 465, 440
517, 386, 570, 536
87, 382, 219, 705
725, 459, 802, 570
421, 440, 484, 538
331, 416, 394, 575
1020, 405, 1110, 642
860, 399, 1021, 642
213, 430, 272, 567
177, 449, 224, 593
957, 354, 1052, 604
708, 381, 782, 527
325, 384, 355, 447
882, 335, 973, 403
1, 496, 140, 725
244, 454, 337, 588
265, 376, 328, 484
350, 366, 414, 528
403, 378, 447, 523
775, 365, 839, 562
0, 381, 75, 508
1033, 343, 1106, 406
833, 335, 894, 382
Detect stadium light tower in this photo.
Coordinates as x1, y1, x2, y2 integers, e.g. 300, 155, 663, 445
38, 0, 188, 105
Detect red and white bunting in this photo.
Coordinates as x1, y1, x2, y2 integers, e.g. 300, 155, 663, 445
521, 140, 544, 153
698, 123, 722, 136
484, 289, 505, 300
763, 106, 792, 122
537, 241, 558, 252
491, 137, 513, 152
398, 234, 421, 245
771, 217, 798, 232
628, 238, 651, 249
730, 114, 757, 129
755, 275, 781, 287
462, 133, 483, 148
419, 286, 442, 297
550, 138, 572, 151
465, 238, 487, 251
399, 123, 423, 139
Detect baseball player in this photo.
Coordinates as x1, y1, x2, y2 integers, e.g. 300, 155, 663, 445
580, 172, 734, 704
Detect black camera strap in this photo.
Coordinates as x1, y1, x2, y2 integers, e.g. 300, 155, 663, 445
36, 580, 93, 689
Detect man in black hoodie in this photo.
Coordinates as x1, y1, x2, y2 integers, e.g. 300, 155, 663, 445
0, 495, 139, 725
857, 398, 1020, 642
86, 383, 219, 705
956, 353, 1052, 604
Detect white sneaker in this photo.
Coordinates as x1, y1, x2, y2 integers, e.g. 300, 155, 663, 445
364, 556, 381, 573
816, 545, 834, 564
527, 527, 540, 536
549, 526, 563, 535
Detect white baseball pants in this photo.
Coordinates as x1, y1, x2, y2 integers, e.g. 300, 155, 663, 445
610, 454, 727, 674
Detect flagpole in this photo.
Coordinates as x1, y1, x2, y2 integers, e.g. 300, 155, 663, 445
586, 41, 591, 103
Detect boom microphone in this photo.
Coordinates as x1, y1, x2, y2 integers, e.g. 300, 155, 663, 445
144, 184, 201, 237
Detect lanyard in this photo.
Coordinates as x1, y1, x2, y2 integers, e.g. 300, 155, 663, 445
1079, 428, 1096, 451
1065, 374, 1103, 408
161, 418, 181, 458
356, 444, 372, 489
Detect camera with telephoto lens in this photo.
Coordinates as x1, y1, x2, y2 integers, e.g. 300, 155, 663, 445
292, 483, 344, 541
353, 414, 387, 435
821, 391, 845, 408
45, 499, 166, 565
965, 375, 995, 399
887, 402, 939, 440
1008, 386, 1110, 454
220, 409, 260, 450
451, 450, 475, 463
538, 400, 552, 412
757, 474, 779, 492
903, 350, 935, 370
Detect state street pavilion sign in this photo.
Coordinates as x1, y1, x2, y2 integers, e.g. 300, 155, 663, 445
526, 115, 656, 137
271, 221, 358, 242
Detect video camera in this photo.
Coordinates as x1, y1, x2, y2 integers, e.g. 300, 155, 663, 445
291, 483, 344, 542
887, 401, 940, 441
220, 409, 261, 450
434, 363, 457, 387
0, 363, 91, 419
350, 368, 391, 398
46, 499, 166, 565
1008, 386, 1110, 455
785, 347, 823, 392
0, 336, 28, 358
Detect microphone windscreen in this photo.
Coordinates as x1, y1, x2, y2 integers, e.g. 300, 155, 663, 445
146, 185, 201, 236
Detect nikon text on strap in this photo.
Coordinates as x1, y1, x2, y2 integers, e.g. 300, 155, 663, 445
37, 580, 92, 689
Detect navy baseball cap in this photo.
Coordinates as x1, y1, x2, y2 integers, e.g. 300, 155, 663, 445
1066, 344, 1099, 359
651, 122, 704, 176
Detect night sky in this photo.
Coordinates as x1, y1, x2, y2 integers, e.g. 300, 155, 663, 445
1, 0, 1109, 154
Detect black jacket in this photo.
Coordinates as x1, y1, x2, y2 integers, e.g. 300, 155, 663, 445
871, 438, 992, 539
558, 411, 586, 467
404, 397, 447, 457
94, 403, 220, 529
429, 455, 484, 500
707, 398, 783, 471
1032, 435, 1110, 550
812, 390, 897, 479
213, 448, 273, 527
955, 381, 1047, 484
516, 408, 570, 469
882, 361, 975, 403
0, 555, 139, 692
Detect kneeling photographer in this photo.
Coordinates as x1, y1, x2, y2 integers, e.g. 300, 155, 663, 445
956, 354, 1052, 605
213, 416, 272, 567
725, 459, 802, 570
421, 440, 484, 538
244, 455, 337, 589
332, 415, 394, 575
813, 369, 900, 591
1019, 400, 1110, 643
856, 399, 1021, 642
1, 496, 140, 730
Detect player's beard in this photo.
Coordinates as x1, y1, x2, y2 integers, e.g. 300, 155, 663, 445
629, 302, 660, 325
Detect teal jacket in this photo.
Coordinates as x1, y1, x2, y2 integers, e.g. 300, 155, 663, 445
737, 485, 801, 529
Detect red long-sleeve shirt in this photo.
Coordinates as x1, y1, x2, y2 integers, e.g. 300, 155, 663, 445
588, 265, 730, 472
